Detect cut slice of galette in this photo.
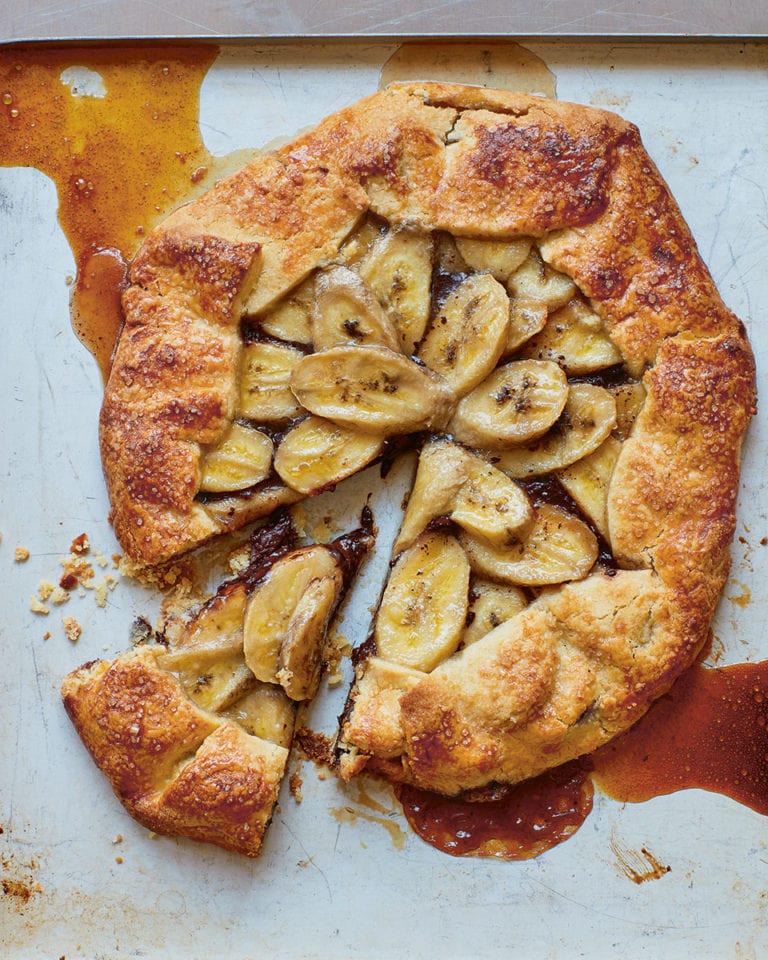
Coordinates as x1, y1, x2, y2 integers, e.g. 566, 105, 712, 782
93, 83, 754, 818
61, 512, 373, 857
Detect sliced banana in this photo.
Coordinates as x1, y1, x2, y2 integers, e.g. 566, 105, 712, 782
507, 248, 577, 312
520, 298, 623, 375
311, 265, 401, 352
198, 422, 274, 493
220, 683, 296, 749
609, 380, 646, 440
177, 653, 256, 713
258, 275, 314, 346
357, 226, 433, 354
557, 435, 621, 541
461, 579, 528, 647
274, 415, 383, 495
394, 438, 472, 554
496, 383, 618, 478
289, 344, 454, 435
277, 573, 343, 701
336, 217, 386, 266
460, 503, 598, 586
455, 236, 532, 282
451, 459, 533, 548
505, 297, 549, 354
239, 340, 306, 421
418, 273, 510, 397
449, 359, 569, 450
158, 585, 248, 669
375, 531, 470, 672
243, 545, 344, 699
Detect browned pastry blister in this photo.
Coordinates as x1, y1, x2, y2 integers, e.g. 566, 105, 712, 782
87, 82, 754, 835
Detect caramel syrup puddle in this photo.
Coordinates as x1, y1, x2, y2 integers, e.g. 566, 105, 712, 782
0, 44, 226, 378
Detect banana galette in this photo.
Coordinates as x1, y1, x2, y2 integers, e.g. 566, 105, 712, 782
66, 82, 755, 852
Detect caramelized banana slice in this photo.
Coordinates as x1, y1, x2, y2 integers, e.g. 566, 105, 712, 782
312, 265, 401, 351
609, 381, 646, 440
258, 275, 314, 345
418, 273, 510, 397
394, 438, 472, 554
243, 545, 344, 700
449, 359, 569, 450
375, 531, 470, 672
505, 298, 549, 354
290, 344, 454, 435
219, 683, 295, 749
461, 579, 528, 647
158, 585, 248, 668
336, 217, 387, 266
239, 341, 306, 421
497, 383, 618, 478
507, 248, 577, 312
454, 236, 532, 282
357, 226, 433, 354
199, 423, 274, 493
451, 459, 533, 547
274, 415, 383, 495
277, 573, 343, 700
521, 298, 623, 375
177, 654, 256, 713
460, 503, 598, 586
557, 435, 622, 541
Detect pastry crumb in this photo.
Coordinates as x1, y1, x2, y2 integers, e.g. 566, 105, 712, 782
50, 586, 70, 605
62, 616, 82, 642
30, 597, 50, 615
70, 533, 90, 554
38, 580, 55, 601
289, 772, 304, 802
15, 546, 30, 563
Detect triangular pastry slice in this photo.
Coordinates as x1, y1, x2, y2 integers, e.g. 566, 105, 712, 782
62, 512, 373, 857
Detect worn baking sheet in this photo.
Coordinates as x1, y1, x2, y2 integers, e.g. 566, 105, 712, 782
1, 39, 767, 959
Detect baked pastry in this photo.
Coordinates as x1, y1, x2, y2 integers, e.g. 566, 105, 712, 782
94, 83, 754, 810
62, 512, 374, 857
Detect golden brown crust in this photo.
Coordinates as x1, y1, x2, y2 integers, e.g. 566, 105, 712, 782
62, 647, 287, 858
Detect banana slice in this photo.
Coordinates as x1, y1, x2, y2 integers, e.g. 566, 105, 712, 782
311, 265, 401, 352
507, 248, 577, 312
451, 459, 533, 547
461, 579, 528, 647
460, 503, 598, 586
449, 359, 569, 450
243, 545, 344, 699
198, 422, 274, 493
609, 380, 646, 440
219, 683, 296, 749
505, 297, 549, 354
520, 298, 623, 375
337, 217, 387, 266
239, 341, 306, 421
394, 439, 471, 554
258, 275, 314, 346
357, 226, 433, 354
273, 415, 383, 495
176, 653, 256, 713
158, 584, 248, 670
496, 383, 618, 478
454, 236, 532, 282
277, 573, 342, 701
290, 344, 454, 435
418, 273, 510, 397
557, 435, 621, 541
375, 531, 470, 672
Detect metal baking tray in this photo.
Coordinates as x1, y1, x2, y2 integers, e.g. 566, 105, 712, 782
2, 37, 767, 959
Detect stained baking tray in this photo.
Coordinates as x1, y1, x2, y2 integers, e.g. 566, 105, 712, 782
1, 37, 767, 959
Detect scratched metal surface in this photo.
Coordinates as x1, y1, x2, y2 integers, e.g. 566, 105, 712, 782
1, 39, 767, 959
2, 0, 768, 40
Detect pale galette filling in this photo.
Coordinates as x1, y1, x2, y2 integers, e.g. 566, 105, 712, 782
195, 218, 644, 676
